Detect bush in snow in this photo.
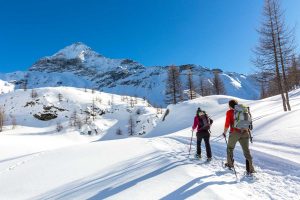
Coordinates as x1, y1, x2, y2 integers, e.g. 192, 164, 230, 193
10, 115, 17, 129
128, 115, 135, 136
56, 121, 63, 132
22, 79, 28, 91
0, 106, 5, 132
129, 97, 135, 108
58, 93, 63, 102
31, 89, 38, 99
116, 127, 122, 135
69, 110, 83, 129
84, 109, 91, 125
136, 108, 141, 115
95, 96, 102, 104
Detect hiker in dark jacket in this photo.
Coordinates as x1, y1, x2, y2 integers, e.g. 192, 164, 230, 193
192, 107, 213, 161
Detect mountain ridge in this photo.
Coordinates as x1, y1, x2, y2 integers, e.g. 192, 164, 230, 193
0, 42, 260, 106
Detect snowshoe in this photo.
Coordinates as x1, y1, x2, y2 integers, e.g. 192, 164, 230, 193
223, 162, 234, 170
242, 171, 258, 181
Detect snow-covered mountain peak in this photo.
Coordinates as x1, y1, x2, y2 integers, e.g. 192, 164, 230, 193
53, 42, 102, 60
1, 42, 260, 105
28, 42, 129, 72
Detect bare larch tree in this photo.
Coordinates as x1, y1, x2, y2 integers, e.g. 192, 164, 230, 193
254, 0, 290, 111
212, 72, 226, 95
165, 65, 183, 104
186, 69, 197, 100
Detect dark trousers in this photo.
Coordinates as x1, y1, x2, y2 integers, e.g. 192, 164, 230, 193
196, 132, 212, 158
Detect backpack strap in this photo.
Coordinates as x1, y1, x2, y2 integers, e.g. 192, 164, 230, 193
247, 107, 253, 131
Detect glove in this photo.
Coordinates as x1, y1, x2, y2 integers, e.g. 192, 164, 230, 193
223, 132, 226, 138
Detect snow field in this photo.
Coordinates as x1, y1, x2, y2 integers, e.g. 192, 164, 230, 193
0, 87, 299, 199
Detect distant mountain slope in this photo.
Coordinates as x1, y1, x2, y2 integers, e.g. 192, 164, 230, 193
0, 86, 160, 139
0, 79, 14, 94
0, 42, 260, 106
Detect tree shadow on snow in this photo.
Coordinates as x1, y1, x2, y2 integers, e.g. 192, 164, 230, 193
34, 151, 195, 200
160, 176, 236, 200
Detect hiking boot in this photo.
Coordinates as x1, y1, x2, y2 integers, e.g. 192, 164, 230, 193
207, 157, 212, 162
246, 160, 256, 174
247, 169, 256, 174
194, 154, 201, 159
224, 162, 234, 170
245, 170, 256, 176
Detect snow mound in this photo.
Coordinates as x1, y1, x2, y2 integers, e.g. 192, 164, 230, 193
0, 79, 14, 94
0, 87, 161, 140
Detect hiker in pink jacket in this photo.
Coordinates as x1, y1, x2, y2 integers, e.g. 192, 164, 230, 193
192, 107, 213, 161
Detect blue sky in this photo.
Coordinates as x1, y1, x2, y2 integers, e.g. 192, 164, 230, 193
0, 0, 299, 74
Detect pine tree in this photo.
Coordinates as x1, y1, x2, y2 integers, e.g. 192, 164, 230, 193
69, 110, 78, 127
91, 99, 96, 121
23, 73, 29, 91
23, 79, 28, 91
116, 127, 122, 135
128, 115, 135, 136
84, 106, 91, 124
287, 55, 300, 89
199, 77, 213, 96
165, 65, 183, 104
10, 114, 17, 129
255, 71, 273, 99
56, 121, 63, 132
129, 97, 135, 108
212, 72, 226, 95
199, 77, 205, 96
58, 93, 63, 102
186, 69, 197, 100
31, 89, 38, 99
0, 106, 4, 132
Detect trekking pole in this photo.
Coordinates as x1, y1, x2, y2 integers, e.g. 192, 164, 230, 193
188, 130, 194, 156
224, 135, 238, 180
248, 107, 253, 144
211, 134, 224, 142
249, 130, 253, 144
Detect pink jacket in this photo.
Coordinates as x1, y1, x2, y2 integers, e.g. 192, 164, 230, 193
192, 116, 201, 132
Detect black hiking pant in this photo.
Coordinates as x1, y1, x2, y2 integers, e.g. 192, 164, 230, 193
196, 131, 212, 158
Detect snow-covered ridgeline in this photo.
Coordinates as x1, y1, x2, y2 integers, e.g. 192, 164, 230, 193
0, 42, 260, 106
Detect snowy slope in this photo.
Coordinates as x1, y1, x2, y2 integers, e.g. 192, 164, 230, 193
0, 87, 160, 140
0, 88, 299, 199
0, 79, 14, 94
0, 42, 260, 106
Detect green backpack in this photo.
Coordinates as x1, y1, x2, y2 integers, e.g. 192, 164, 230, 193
233, 104, 253, 131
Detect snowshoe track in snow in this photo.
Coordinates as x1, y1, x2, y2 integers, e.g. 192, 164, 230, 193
148, 134, 300, 200
0, 151, 46, 175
